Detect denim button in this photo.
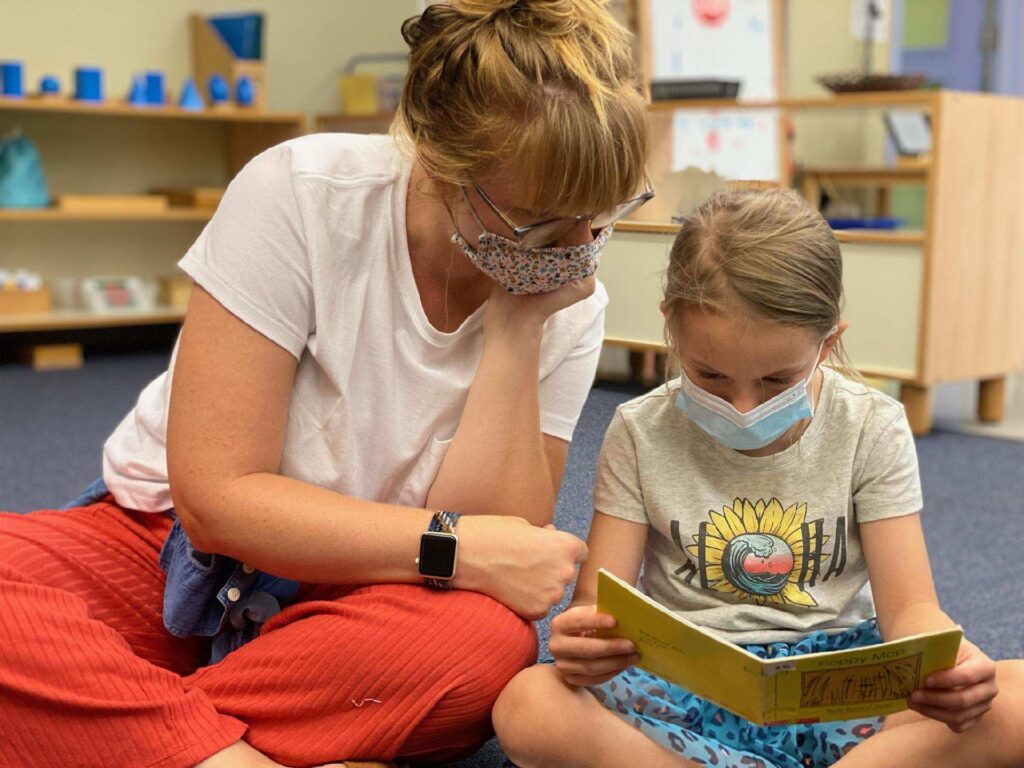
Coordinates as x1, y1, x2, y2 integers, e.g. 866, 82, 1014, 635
242, 563, 255, 574
226, 587, 241, 602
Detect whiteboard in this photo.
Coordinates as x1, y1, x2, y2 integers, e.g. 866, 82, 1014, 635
650, 0, 777, 101
672, 108, 780, 181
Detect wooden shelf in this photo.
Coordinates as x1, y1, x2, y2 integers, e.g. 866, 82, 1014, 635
617, 220, 924, 245
797, 164, 930, 180
0, 94, 305, 125
0, 306, 186, 333
0, 207, 212, 222
834, 229, 925, 245
647, 90, 941, 112
315, 111, 396, 133
616, 220, 679, 234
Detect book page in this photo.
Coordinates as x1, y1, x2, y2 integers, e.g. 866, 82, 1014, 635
763, 627, 963, 724
596, 569, 765, 722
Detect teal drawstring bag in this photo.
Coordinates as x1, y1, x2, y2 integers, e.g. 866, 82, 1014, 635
0, 130, 50, 208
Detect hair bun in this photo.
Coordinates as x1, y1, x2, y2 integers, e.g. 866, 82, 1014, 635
451, 0, 522, 18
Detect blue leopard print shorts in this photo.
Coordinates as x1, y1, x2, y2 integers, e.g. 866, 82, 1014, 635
589, 619, 884, 768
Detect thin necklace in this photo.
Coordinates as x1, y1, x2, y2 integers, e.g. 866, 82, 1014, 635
443, 248, 454, 331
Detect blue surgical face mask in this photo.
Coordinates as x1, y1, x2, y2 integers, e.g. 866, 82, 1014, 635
674, 328, 836, 451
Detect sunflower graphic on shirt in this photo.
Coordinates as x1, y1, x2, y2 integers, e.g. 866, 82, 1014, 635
682, 497, 836, 607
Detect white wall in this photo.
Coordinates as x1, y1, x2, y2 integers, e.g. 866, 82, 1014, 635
0, 0, 419, 114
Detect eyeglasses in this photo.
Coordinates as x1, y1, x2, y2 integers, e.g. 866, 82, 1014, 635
467, 182, 655, 249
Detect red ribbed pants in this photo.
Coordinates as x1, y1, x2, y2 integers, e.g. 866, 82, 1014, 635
0, 499, 537, 767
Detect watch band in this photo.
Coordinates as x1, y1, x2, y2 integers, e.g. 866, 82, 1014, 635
424, 510, 461, 589
428, 509, 461, 535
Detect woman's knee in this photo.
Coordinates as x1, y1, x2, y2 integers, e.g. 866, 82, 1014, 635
422, 587, 538, 711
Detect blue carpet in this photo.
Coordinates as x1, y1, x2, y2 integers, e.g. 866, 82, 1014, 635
1, 354, 1021, 766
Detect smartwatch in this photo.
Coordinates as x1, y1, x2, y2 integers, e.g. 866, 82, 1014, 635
416, 510, 461, 589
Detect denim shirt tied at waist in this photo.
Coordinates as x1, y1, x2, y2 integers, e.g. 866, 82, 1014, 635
66, 478, 300, 664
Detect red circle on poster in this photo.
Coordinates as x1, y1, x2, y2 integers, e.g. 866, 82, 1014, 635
692, 0, 731, 28
706, 129, 721, 153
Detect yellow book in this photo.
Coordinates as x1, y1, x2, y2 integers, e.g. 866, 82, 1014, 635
596, 569, 963, 725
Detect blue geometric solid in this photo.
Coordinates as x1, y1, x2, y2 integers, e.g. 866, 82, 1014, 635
179, 77, 205, 110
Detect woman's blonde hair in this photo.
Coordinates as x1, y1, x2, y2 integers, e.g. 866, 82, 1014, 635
395, 0, 648, 216
664, 188, 858, 377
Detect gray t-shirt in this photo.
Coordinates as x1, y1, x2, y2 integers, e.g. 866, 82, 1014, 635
593, 368, 922, 644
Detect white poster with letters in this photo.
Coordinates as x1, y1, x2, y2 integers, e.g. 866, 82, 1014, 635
672, 108, 780, 181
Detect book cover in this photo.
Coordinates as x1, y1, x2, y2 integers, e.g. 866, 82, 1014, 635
596, 568, 962, 725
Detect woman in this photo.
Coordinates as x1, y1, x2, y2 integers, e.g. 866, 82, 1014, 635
0, 1, 650, 766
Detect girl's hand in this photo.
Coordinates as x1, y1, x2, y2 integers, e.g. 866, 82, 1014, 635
548, 604, 640, 687
908, 638, 999, 733
484, 277, 597, 340
455, 516, 588, 620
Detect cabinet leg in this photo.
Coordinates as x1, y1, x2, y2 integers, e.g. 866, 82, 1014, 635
977, 376, 1006, 423
899, 383, 934, 436
876, 186, 891, 217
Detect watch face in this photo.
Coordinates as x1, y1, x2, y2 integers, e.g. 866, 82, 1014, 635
418, 532, 458, 578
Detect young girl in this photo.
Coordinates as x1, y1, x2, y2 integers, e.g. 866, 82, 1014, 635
493, 189, 1024, 768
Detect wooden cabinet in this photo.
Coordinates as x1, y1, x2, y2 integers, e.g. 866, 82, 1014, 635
0, 95, 305, 342
601, 90, 1024, 434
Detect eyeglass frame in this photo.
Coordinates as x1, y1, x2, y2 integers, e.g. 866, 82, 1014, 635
466, 181, 655, 248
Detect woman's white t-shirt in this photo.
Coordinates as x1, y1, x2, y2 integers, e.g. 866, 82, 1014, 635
102, 134, 608, 512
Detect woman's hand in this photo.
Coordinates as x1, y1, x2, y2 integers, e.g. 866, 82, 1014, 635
454, 516, 587, 620
908, 638, 999, 733
483, 277, 597, 341
548, 604, 639, 687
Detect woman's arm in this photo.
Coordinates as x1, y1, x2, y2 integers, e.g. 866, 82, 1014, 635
167, 286, 586, 619
426, 279, 598, 526
862, 513, 998, 732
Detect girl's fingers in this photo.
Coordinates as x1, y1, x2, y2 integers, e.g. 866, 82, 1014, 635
910, 681, 998, 711
554, 653, 640, 679
925, 641, 996, 689
551, 605, 617, 633
550, 635, 635, 660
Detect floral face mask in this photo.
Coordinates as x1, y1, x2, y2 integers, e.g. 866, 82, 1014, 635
450, 224, 614, 295
450, 185, 614, 294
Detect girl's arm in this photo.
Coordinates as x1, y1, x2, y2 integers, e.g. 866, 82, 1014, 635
570, 511, 648, 606
548, 511, 648, 687
168, 286, 587, 620
862, 513, 998, 732
861, 513, 950, 640
426, 279, 598, 526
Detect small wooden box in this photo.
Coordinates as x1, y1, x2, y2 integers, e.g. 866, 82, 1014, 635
56, 195, 169, 214
151, 187, 224, 209
160, 275, 193, 309
0, 287, 52, 314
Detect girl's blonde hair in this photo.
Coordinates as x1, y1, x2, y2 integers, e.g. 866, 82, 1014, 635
395, 0, 648, 216
664, 188, 858, 377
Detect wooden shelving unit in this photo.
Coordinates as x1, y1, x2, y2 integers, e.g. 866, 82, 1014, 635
0, 96, 306, 365
603, 90, 1024, 434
